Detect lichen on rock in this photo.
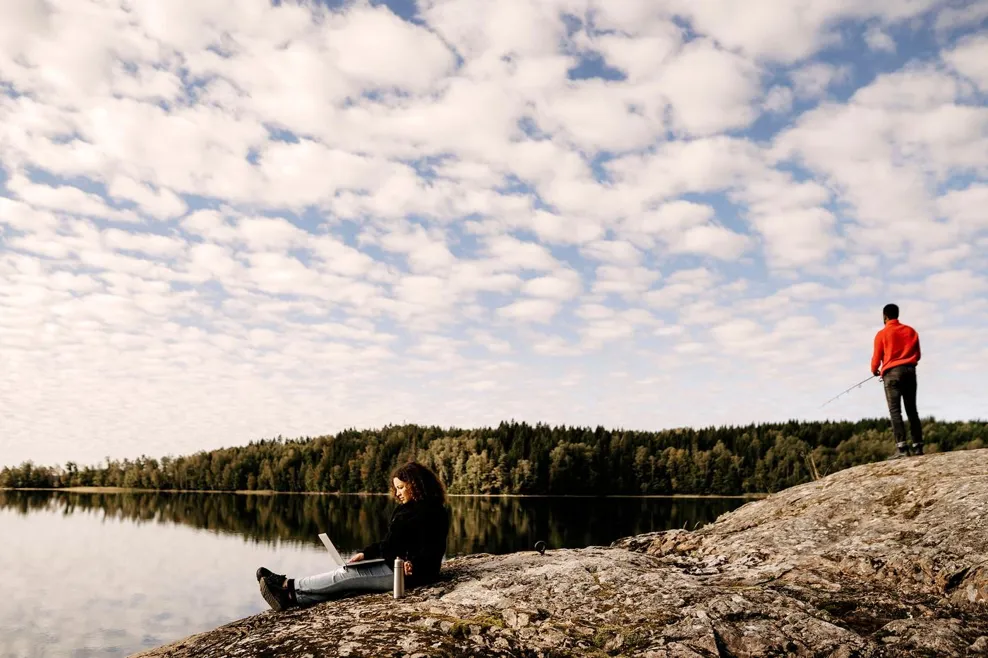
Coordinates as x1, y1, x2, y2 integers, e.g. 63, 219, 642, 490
134, 449, 988, 657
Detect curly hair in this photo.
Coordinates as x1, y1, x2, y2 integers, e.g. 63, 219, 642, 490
390, 461, 446, 505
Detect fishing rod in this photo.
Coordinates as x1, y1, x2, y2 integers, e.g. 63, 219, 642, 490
820, 375, 877, 408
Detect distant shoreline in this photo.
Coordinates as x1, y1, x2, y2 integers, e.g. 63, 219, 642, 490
0, 486, 767, 499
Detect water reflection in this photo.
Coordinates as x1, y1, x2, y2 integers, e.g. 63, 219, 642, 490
0, 491, 746, 658
0, 490, 745, 556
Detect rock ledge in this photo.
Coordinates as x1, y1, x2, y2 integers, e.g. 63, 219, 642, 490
135, 450, 988, 657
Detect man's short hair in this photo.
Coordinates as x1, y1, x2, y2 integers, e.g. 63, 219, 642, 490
883, 303, 900, 320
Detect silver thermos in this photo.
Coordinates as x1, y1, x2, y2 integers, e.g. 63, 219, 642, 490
393, 558, 405, 599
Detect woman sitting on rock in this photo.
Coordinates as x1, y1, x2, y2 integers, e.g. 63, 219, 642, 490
255, 461, 450, 611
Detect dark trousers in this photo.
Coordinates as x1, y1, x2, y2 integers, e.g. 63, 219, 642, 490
883, 365, 922, 448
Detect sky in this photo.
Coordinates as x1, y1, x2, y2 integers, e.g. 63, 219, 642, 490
1, 0, 987, 468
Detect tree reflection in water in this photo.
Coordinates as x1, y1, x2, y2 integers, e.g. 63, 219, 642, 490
0, 490, 745, 556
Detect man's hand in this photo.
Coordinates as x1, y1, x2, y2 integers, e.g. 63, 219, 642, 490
403, 560, 413, 576
348, 552, 365, 564
873, 369, 880, 377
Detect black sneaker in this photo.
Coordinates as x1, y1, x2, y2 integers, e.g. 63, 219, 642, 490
911, 443, 924, 456
259, 574, 296, 611
886, 444, 910, 460
256, 567, 285, 583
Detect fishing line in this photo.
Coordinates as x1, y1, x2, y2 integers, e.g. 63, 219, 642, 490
820, 375, 878, 408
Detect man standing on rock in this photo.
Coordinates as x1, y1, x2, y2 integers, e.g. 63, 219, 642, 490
871, 303, 923, 459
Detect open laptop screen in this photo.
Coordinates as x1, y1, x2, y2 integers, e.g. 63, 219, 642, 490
318, 533, 387, 569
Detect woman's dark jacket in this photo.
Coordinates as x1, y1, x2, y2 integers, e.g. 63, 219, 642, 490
362, 498, 450, 586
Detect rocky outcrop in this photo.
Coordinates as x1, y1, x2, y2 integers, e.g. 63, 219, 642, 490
134, 449, 988, 657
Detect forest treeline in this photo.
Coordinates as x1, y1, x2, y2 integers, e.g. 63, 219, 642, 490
2, 419, 986, 496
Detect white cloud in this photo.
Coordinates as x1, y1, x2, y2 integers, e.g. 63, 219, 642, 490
580, 318, 635, 345
851, 66, 960, 110
1, 0, 986, 468
736, 174, 838, 267
667, 0, 939, 63
771, 66, 988, 257
864, 25, 897, 53
527, 211, 606, 245
394, 274, 450, 308
749, 207, 838, 267
107, 177, 187, 219
185, 242, 243, 283
236, 216, 308, 251
639, 201, 715, 233
422, 0, 564, 60
244, 252, 320, 294
924, 269, 986, 301
790, 62, 850, 98
592, 265, 660, 298
6, 174, 137, 222
645, 268, 718, 308
763, 85, 794, 114
449, 261, 520, 294
181, 211, 238, 243
670, 224, 749, 260
486, 235, 559, 271
0, 198, 59, 232
711, 318, 763, 347
943, 34, 988, 92
608, 137, 763, 201
908, 244, 973, 270
373, 223, 457, 273
939, 185, 988, 236
530, 334, 584, 356
580, 240, 641, 264
102, 229, 186, 258
521, 270, 582, 300
535, 81, 661, 152
934, 3, 988, 36
592, 27, 681, 82
470, 330, 512, 355
657, 39, 763, 136
329, 6, 456, 91
497, 298, 560, 324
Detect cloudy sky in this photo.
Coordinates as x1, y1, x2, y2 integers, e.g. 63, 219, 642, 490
1, 0, 986, 468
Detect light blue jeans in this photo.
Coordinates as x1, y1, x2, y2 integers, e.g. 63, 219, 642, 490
294, 561, 393, 607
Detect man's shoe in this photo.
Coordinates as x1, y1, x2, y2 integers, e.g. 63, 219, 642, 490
886, 444, 910, 460
256, 567, 285, 583
259, 574, 296, 611
911, 443, 924, 456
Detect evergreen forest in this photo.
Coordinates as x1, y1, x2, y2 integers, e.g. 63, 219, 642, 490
2, 418, 985, 496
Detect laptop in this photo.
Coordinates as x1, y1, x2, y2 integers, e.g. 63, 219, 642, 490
318, 533, 386, 570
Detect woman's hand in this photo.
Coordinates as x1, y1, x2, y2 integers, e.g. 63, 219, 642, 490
403, 560, 413, 576
348, 552, 365, 564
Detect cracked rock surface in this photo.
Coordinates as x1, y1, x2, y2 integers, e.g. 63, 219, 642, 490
134, 449, 988, 657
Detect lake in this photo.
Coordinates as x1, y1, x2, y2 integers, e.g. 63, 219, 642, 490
0, 490, 748, 658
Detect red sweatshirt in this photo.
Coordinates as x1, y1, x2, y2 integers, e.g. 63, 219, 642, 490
871, 320, 921, 375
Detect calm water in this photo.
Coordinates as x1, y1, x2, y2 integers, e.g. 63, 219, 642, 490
0, 490, 747, 658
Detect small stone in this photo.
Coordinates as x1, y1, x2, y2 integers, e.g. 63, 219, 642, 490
605, 634, 625, 651
503, 608, 532, 629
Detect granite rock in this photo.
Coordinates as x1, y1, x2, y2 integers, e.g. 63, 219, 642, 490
134, 449, 988, 657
